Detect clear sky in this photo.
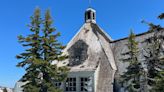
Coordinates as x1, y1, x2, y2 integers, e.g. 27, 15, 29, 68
0, 0, 164, 88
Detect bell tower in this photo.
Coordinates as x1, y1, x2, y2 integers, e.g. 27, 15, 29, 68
85, 8, 96, 23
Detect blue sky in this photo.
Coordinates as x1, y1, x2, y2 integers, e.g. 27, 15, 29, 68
0, 0, 164, 88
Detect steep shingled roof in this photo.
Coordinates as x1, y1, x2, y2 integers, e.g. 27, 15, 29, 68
57, 23, 117, 71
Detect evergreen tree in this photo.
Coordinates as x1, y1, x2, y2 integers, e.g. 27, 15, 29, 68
152, 71, 164, 92
158, 13, 164, 20
141, 20, 164, 92
16, 8, 68, 92
120, 30, 143, 92
152, 14, 164, 92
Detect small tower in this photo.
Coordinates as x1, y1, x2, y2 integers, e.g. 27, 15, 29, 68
85, 8, 96, 23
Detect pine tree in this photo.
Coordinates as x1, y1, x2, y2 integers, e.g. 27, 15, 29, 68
120, 30, 143, 92
152, 71, 164, 92
158, 13, 164, 20
16, 8, 69, 92
152, 14, 164, 92
141, 20, 164, 92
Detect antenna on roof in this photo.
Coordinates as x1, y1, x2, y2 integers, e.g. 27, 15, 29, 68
89, 0, 91, 8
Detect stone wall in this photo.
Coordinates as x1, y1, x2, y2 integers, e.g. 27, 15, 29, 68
111, 30, 164, 92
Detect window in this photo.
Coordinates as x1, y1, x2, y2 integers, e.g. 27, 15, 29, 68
63, 76, 92, 92
65, 78, 76, 91
87, 12, 91, 19
80, 77, 92, 92
54, 82, 61, 88
93, 13, 95, 20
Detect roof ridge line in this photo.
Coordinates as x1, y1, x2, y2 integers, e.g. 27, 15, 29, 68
91, 26, 117, 70
63, 23, 86, 52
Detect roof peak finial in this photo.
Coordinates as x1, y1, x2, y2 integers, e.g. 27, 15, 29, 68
89, 0, 91, 8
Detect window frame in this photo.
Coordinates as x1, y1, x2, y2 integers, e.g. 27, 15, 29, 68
65, 77, 77, 92
62, 71, 94, 92
80, 77, 89, 92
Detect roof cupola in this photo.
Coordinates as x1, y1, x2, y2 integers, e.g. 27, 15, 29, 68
85, 8, 96, 23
